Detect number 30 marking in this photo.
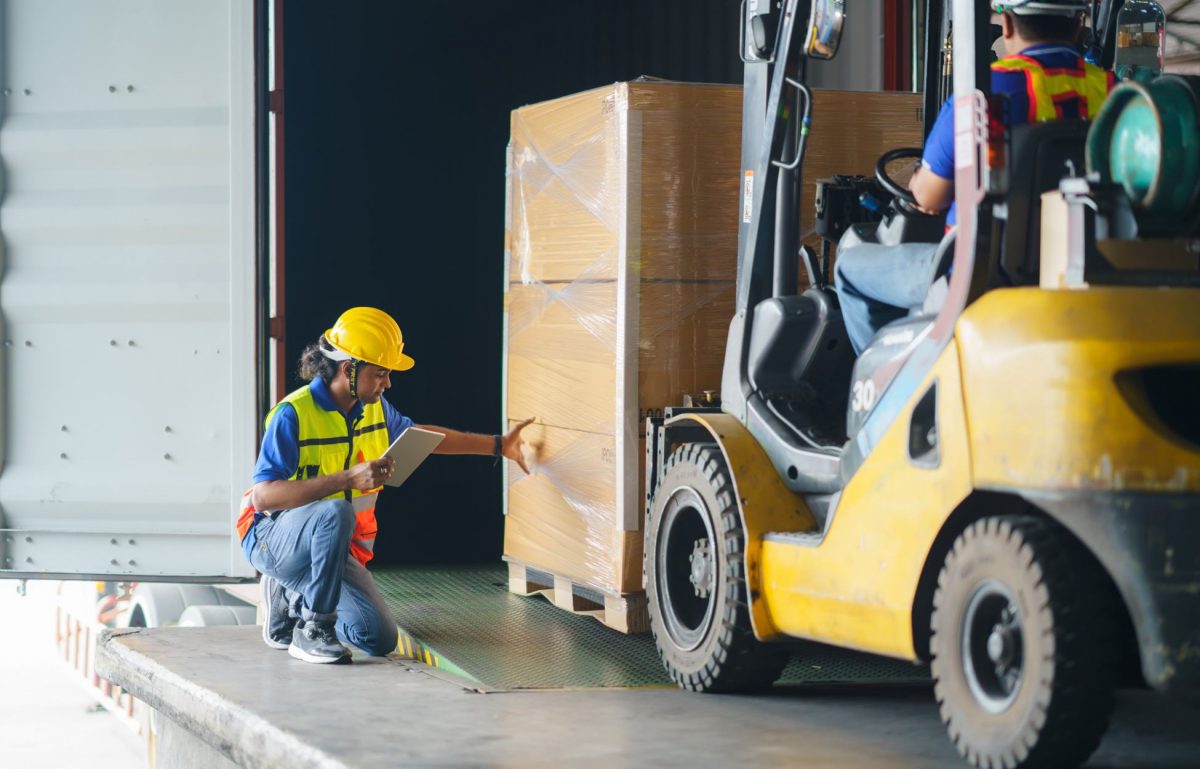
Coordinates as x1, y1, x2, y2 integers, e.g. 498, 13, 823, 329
851, 379, 876, 413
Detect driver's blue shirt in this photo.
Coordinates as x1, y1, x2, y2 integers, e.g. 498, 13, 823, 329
921, 44, 1091, 226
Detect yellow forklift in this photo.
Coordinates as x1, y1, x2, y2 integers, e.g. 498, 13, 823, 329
643, 1, 1200, 767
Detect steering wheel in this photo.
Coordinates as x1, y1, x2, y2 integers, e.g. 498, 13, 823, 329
875, 147, 925, 211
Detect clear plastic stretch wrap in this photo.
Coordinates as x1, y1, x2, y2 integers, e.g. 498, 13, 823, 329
502, 82, 926, 598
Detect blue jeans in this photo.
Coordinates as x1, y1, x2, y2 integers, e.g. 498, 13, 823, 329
242, 499, 399, 656
834, 241, 939, 354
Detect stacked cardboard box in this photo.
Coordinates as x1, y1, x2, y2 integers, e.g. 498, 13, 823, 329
502, 81, 925, 630
503, 81, 741, 612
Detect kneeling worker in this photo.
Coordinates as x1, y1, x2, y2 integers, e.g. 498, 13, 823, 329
235, 307, 533, 664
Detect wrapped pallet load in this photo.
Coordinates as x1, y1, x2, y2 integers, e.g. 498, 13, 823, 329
502, 80, 925, 633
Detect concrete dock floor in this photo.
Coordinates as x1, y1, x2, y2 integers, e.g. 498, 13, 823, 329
97, 625, 1199, 769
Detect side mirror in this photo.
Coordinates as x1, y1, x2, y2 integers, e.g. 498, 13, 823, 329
1114, 0, 1166, 82
804, 0, 846, 60
741, 0, 779, 63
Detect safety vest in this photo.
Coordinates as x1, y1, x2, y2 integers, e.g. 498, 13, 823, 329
235, 385, 391, 566
991, 54, 1112, 123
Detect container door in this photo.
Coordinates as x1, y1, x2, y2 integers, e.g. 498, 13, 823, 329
0, 0, 260, 580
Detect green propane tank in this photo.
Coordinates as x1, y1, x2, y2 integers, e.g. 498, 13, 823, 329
1087, 76, 1200, 233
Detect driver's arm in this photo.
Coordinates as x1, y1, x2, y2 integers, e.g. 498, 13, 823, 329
910, 98, 956, 215
910, 166, 953, 214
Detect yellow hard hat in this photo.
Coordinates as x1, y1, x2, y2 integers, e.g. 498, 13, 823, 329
323, 307, 415, 372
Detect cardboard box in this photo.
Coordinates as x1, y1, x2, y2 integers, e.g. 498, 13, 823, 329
502, 81, 926, 603
503, 421, 644, 593
506, 281, 733, 434
507, 81, 744, 285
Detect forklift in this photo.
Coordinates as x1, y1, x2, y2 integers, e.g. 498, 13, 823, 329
643, 1, 1200, 767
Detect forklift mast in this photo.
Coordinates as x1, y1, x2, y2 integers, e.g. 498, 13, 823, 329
721, 0, 987, 489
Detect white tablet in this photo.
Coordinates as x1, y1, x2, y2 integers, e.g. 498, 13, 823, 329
381, 426, 445, 487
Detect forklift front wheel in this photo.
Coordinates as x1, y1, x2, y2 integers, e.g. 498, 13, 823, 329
645, 442, 788, 692
930, 515, 1120, 769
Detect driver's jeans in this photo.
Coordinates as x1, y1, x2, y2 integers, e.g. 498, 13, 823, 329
834, 241, 940, 354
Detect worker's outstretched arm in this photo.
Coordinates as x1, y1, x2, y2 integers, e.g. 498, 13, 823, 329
250, 460, 394, 512
419, 417, 535, 474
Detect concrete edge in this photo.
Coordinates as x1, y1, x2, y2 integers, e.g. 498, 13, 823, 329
96, 628, 347, 769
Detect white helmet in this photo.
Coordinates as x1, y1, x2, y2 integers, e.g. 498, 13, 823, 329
991, 0, 1090, 15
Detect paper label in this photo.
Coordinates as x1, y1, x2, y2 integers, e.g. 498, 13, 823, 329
743, 170, 754, 223
954, 98, 974, 170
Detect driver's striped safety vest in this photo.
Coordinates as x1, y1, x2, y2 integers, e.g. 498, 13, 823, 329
236, 386, 390, 566
991, 53, 1113, 123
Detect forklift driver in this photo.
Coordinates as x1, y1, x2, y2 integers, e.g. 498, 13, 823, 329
235, 307, 535, 664
833, 0, 1112, 354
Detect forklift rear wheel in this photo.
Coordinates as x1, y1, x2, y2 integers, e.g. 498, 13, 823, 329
645, 442, 788, 692
931, 515, 1119, 769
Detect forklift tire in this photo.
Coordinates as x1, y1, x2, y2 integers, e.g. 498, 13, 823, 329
645, 442, 788, 692
931, 515, 1120, 769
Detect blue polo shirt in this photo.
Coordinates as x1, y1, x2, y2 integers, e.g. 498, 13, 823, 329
922, 44, 1089, 226
252, 376, 415, 484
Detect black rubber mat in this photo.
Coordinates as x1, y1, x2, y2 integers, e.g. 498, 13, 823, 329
374, 565, 930, 690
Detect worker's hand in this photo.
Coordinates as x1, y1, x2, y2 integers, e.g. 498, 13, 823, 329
501, 418, 536, 475
346, 457, 396, 490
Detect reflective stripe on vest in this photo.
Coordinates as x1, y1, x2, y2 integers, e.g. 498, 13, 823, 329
350, 492, 379, 566
235, 488, 256, 541
991, 55, 1111, 123
266, 385, 391, 566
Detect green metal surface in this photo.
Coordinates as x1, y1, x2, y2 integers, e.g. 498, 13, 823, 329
374, 566, 929, 690
1110, 99, 1160, 200
1089, 76, 1200, 228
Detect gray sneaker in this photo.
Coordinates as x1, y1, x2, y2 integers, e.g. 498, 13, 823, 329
288, 619, 350, 664
260, 575, 295, 650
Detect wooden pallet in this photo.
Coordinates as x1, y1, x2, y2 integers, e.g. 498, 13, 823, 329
505, 560, 649, 635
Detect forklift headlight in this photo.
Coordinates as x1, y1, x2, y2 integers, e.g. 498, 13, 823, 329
1115, 364, 1200, 451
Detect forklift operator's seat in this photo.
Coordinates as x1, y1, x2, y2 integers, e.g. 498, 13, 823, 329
1000, 120, 1090, 285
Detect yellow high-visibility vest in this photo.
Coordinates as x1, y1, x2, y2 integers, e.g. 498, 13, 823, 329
991, 54, 1112, 123
238, 385, 390, 566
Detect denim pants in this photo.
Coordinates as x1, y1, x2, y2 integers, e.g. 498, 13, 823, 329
242, 498, 399, 656
833, 241, 939, 354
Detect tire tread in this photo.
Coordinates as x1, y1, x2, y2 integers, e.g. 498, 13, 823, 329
931, 515, 1119, 769
647, 443, 788, 693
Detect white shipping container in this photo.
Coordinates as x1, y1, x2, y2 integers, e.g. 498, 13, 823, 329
0, 0, 260, 580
